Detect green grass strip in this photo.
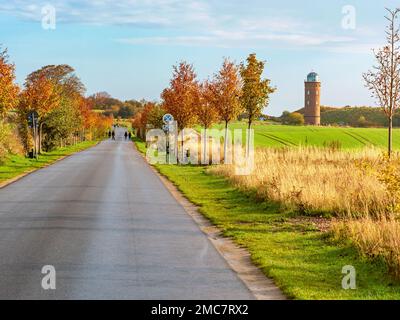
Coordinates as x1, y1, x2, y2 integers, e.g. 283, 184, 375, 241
0, 140, 99, 184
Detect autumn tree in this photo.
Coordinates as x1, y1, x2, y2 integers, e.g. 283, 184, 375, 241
131, 102, 159, 139
18, 75, 60, 152
42, 101, 82, 151
26, 64, 85, 97
213, 58, 242, 161
0, 47, 22, 159
161, 61, 199, 161
197, 80, 219, 163
240, 53, 275, 130
23, 65, 85, 152
88, 92, 132, 119
77, 96, 102, 141
147, 104, 165, 129
93, 113, 113, 139
363, 8, 400, 157
132, 112, 144, 138
20, 75, 59, 114
0, 47, 19, 118
140, 102, 155, 130
87, 92, 113, 110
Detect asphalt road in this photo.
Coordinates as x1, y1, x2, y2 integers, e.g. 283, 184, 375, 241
0, 129, 254, 299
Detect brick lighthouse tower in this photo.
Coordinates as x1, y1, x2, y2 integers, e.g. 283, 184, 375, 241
304, 72, 321, 125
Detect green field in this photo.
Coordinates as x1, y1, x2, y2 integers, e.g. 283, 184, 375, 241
212, 122, 398, 149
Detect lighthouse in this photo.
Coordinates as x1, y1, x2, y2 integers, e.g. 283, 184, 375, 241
304, 72, 321, 125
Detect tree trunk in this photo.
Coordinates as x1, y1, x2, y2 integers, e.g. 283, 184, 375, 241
388, 11, 395, 158
38, 126, 41, 154
32, 125, 37, 158
247, 119, 252, 156
389, 115, 393, 158
224, 121, 228, 163
181, 130, 184, 164
38, 122, 43, 154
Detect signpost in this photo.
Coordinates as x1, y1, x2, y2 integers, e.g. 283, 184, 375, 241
162, 114, 175, 163
27, 111, 39, 159
162, 114, 174, 124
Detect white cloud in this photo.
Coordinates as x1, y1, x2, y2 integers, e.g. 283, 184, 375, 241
0, 0, 380, 52
238, 17, 306, 32
0, 0, 216, 27
117, 32, 355, 48
325, 42, 384, 54
116, 16, 356, 49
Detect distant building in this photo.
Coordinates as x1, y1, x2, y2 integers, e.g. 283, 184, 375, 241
304, 72, 321, 125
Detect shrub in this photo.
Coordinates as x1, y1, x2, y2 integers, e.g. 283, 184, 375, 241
332, 217, 400, 280
0, 120, 24, 163
280, 111, 305, 125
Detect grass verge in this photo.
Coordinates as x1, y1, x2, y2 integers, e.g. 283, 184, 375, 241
133, 136, 400, 299
0, 140, 99, 184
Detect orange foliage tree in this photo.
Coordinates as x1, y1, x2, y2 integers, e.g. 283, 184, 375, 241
197, 80, 219, 162
74, 96, 112, 141
132, 103, 150, 139
161, 62, 199, 160
140, 102, 156, 131
20, 75, 59, 115
0, 47, 19, 118
17, 64, 112, 153
25, 65, 86, 151
240, 53, 275, 130
131, 102, 164, 139
132, 112, 143, 138
18, 75, 60, 152
161, 62, 199, 130
213, 58, 243, 160
79, 96, 96, 139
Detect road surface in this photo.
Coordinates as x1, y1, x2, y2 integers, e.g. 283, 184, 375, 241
0, 129, 254, 299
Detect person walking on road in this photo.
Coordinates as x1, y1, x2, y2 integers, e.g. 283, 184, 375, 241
112, 131, 115, 140
128, 132, 132, 140
124, 131, 128, 140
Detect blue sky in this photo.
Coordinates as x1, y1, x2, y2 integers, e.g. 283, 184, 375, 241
0, 0, 399, 115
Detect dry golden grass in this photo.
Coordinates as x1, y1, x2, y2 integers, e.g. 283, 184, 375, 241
211, 146, 395, 217
211, 146, 400, 279
332, 218, 400, 280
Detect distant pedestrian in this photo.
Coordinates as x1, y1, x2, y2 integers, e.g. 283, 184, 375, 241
124, 131, 128, 140
108, 130, 112, 139
112, 131, 115, 140
128, 132, 132, 140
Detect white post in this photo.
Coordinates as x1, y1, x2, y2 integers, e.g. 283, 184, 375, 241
203, 128, 207, 165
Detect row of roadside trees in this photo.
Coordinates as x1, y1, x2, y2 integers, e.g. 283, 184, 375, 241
132, 53, 275, 160
0, 46, 112, 159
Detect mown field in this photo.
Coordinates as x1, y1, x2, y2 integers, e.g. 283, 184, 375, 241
213, 122, 400, 150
